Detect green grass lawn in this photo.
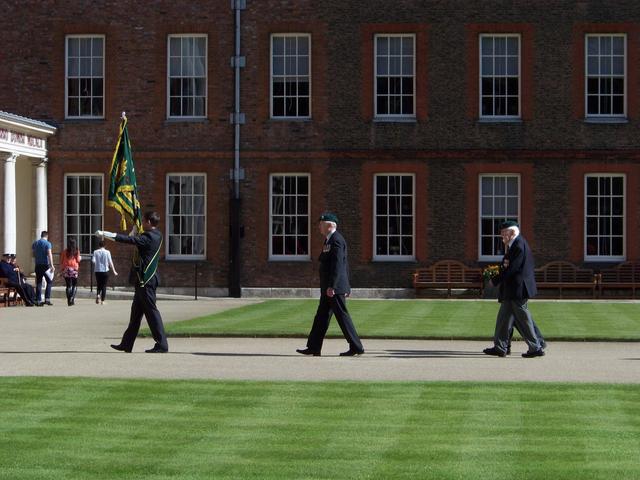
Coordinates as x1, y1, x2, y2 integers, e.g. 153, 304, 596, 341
0, 378, 638, 480
157, 299, 640, 341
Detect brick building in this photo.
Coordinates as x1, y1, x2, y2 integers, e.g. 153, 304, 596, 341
1, 0, 639, 296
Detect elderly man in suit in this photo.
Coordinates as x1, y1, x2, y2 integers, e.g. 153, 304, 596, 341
484, 221, 545, 358
0, 253, 37, 306
297, 213, 365, 357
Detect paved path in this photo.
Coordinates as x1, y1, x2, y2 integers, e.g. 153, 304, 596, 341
0, 299, 638, 383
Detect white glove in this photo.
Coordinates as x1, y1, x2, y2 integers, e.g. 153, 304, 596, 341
128, 225, 138, 236
95, 230, 117, 240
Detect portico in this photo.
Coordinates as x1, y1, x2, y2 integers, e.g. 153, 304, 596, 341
0, 111, 56, 271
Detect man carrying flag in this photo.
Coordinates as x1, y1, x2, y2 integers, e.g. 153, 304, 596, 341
96, 114, 169, 353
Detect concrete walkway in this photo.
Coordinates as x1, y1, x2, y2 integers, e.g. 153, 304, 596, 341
0, 298, 638, 383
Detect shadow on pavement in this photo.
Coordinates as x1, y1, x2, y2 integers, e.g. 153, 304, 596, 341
0, 350, 114, 354
378, 349, 489, 359
191, 352, 301, 358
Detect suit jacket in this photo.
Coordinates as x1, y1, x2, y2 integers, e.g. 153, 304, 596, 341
0, 260, 19, 284
492, 235, 538, 302
115, 229, 163, 283
319, 230, 351, 295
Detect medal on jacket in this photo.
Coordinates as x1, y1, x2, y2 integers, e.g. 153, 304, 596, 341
323, 243, 331, 253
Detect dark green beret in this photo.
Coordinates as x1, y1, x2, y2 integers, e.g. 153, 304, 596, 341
319, 212, 339, 224
500, 220, 519, 230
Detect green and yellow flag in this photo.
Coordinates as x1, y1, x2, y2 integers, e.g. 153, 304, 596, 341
107, 115, 143, 232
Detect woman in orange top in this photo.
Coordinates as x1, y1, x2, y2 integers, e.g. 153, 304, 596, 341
60, 237, 81, 306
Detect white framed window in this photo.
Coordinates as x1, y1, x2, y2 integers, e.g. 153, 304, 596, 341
269, 174, 310, 260
166, 174, 206, 259
167, 35, 207, 118
585, 34, 626, 118
479, 175, 520, 261
373, 174, 415, 260
270, 34, 311, 118
585, 174, 625, 261
480, 34, 520, 119
375, 34, 415, 119
64, 174, 103, 255
65, 35, 104, 119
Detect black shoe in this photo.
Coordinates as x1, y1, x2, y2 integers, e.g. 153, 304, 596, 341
339, 349, 364, 356
36, 302, 44, 307
483, 347, 507, 357
506, 345, 511, 355
145, 345, 168, 353
540, 341, 547, 350
110, 344, 131, 353
44, 300, 53, 306
522, 349, 545, 358
296, 348, 321, 356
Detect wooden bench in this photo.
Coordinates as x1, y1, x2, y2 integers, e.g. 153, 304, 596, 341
597, 261, 640, 298
534, 261, 597, 298
0, 278, 20, 307
413, 260, 483, 298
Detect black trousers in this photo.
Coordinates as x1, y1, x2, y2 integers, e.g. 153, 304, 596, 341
64, 277, 77, 303
9, 281, 36, 306
307, 292, 363, 353
35, 264, 52, 301
95, 272, 109, 301
119, 276, 168, 351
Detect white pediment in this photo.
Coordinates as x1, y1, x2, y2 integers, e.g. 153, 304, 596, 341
0, 111, 56, 159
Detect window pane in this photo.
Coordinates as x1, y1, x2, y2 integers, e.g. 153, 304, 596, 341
375, 175, 414, 258
270, 175, 309, 257
481, 36, 520, 117
65, 175, 102, 254
585, 175, 625, 257
168, 36, 207, 117
376, 35, 415, 118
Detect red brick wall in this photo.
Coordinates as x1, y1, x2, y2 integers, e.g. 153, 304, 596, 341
3, 1, 640, 291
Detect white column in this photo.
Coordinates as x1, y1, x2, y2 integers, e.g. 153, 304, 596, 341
34, 158, 48, 237
3, 153, 18, 254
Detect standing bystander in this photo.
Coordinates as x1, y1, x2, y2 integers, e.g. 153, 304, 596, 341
60, 237, 81, 306
92, 240, 118, 305
32, 231, 54, 306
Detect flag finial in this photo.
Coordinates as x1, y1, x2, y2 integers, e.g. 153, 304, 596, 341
121, 111, 126, 120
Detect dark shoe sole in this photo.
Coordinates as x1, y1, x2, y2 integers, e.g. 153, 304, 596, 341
296, 349, 321, 356
339, 350, 365, 356
110, 344, 131, 353
483, 348, 507, 358
522, 350, 545, 358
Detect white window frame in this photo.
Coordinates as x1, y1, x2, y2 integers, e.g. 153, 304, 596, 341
479, 34, 521, 120
65, 35, 105, 119
270, 33, 312, 120
478, 174, 521, 262
584, 174, 626, 262
374, 34, 416, 120
373, 173, 415, 261
269, 173, 311, 261
63, 173, 104, 256
167, 34, 208, 120
165, 173, 207, 260
585, 34, 627, 119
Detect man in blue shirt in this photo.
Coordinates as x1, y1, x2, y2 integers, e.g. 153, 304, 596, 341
32, 230, 54, 306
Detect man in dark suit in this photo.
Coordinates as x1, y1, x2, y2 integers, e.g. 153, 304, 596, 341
297, 213, 365, 357
484, 221, 545, 358
96, 211, 169, 353
0, 253, 37, 306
